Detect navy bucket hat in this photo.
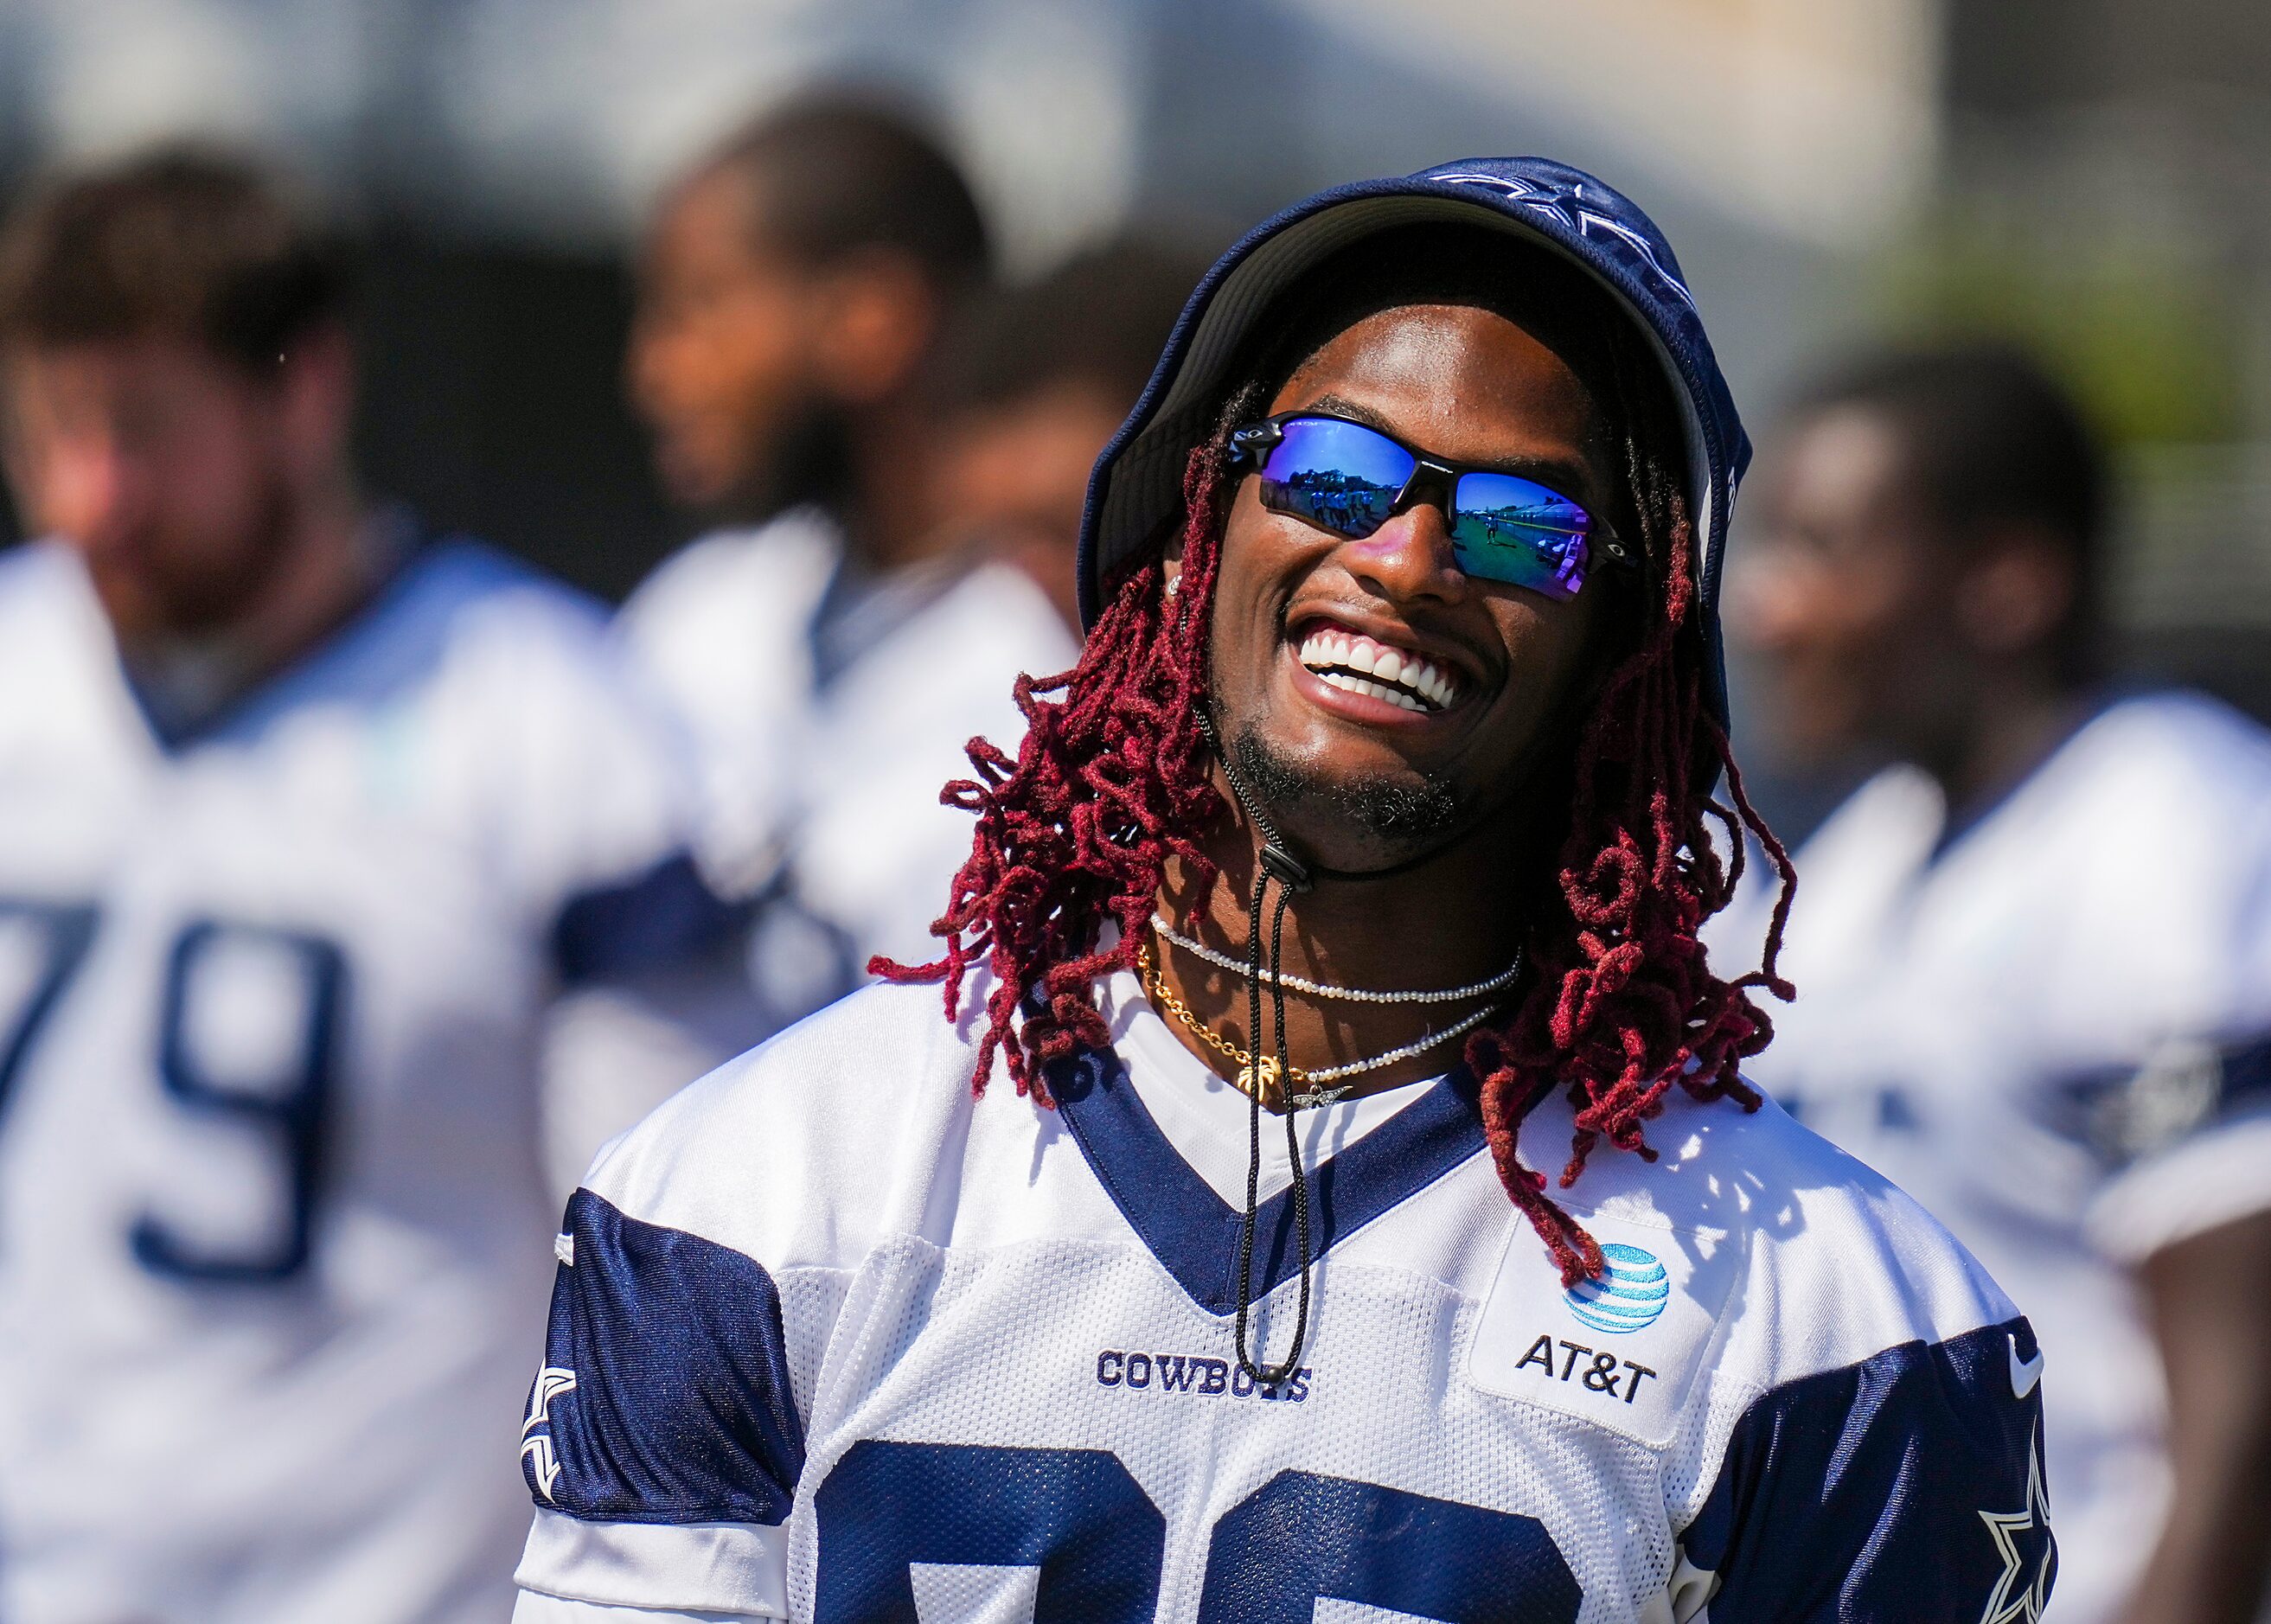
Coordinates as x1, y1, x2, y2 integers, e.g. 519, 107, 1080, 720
1074, 156, 1750, 726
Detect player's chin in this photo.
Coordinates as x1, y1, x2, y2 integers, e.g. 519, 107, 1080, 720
650, 430, 741, 509
80, 558, 167, 642
1259, 740, 1481, 868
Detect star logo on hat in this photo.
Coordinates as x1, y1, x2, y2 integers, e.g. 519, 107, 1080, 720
1435, 171, 1696, 311
1430, 170, 1526, 200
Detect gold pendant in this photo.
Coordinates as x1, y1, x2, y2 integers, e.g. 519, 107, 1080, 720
1236, 1055, 1281, 1099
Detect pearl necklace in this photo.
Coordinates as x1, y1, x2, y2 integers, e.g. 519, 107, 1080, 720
1149, 914, 1526, 1006
1136, 938, 1507, 1105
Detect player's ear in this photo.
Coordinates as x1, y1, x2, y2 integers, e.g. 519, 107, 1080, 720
1954, 523, 2076, 658
275, 324, 358, 470
809, 247, 938, 406
0, 355, 35, 519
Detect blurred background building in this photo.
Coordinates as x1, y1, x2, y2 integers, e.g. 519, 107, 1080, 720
1, 0, 2267, 828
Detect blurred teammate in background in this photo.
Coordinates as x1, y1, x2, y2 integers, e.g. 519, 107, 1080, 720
1721, 346, 2271, 1624
617, 95, 1075, 1039
922, 240, 1207, 634
0, 150, 732, 1622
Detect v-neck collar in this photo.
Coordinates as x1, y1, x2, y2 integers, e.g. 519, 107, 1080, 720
117, 509, 435, 754
1045, 1030, 1489, 1317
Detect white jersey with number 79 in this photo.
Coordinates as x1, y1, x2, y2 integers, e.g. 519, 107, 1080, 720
0, 536, 727, 1623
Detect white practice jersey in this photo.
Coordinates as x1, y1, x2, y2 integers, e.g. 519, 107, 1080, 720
511, 971, 2053, 1624
617, 511, 1079, 1034
0, 539, 732, 1623
1713, 690, 2271, 1623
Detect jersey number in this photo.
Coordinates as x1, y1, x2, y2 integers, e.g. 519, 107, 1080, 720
0, 897, 99, 1111
812, 1440, 1583, 1623
0, 900, 344, 1282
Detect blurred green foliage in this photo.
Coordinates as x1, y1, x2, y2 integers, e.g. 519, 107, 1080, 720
1872, 208, 2249, 448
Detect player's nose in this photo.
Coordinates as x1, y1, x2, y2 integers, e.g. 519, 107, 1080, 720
1340, 502, 1468, 605
42, 435, 149, 553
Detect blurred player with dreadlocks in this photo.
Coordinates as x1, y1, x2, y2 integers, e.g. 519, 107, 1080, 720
611, 95, 1076, 1045
0, 149, 735, 1621
512, 162, 2054, 1623
1718, 346, 2271, 1624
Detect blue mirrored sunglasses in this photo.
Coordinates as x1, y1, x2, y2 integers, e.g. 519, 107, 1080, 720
1228, 413, 1628, 601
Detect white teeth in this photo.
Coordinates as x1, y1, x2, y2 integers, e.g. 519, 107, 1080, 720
1295, 626, 1461, 713
1316, 669, 1424, 712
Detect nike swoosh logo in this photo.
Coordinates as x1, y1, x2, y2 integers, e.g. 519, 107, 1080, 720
2009, 1336, 2044, 1399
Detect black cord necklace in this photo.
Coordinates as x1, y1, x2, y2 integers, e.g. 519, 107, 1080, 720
1194, 702, 1521, 1384
1195, 706, 1317, 1386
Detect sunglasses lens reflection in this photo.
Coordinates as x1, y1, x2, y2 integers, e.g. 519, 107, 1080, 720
1447, 471, 1592, 600
1257, 417, 1412, 540
1251, 416, 1596, 600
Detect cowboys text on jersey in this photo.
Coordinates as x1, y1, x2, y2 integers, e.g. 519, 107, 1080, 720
510, 975, 2054, 1624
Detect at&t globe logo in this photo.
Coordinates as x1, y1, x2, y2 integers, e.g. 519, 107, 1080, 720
1564, 1243, 1670, 1333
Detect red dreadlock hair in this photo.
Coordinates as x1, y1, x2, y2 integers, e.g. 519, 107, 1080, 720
879, 229, 1795, 1287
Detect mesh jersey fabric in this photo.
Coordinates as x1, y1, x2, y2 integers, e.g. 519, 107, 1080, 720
1711, 687, 2271, 1624
0, 537, 723, 1624
512, 973, 2052, 1623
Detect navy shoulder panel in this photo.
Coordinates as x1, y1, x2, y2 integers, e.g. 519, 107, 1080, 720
522, 1189, 805, 1525
552, 849, 746, 983
1683, 1316, 2054, 1622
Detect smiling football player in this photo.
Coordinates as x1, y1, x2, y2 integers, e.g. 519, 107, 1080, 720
510, 158, 2057, 1624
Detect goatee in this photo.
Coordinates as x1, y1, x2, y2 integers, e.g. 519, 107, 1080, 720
1227, 723, 1469, 847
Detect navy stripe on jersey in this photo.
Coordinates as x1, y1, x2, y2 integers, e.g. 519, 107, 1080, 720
1682, 1315, 2054, 1621
552, 850, 745, 983
525, 1190, 804, 1525
1047, 1043, 1487, 1314
2229, 1034, 2271, 1110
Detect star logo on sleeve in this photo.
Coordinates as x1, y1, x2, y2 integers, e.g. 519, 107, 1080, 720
519, 1365, 578, 1502
1978, 1436, 2055, 1623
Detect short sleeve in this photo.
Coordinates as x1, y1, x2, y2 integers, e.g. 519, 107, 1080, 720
456, 579, 741, 984
513, 1190, 804, 1619
515, 1595, 746, 1622
612, 521, 840, 903
2078, 738, 2271, 1260
1677, 1317, 2054, 1622
2083, 1031, 2271, 1263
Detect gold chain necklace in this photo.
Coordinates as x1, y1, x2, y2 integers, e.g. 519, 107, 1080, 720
1136, 936, 1503, 1108
1137, 938, 1299, 1103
